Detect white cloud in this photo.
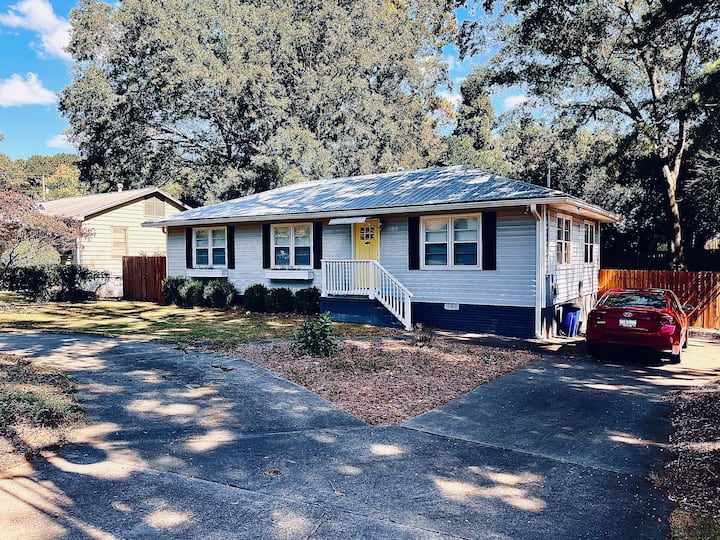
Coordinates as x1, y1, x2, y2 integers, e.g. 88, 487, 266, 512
0, 72, 57, 107
503, 94, 530, 109
47, 132, 73, 149
0, 0, 71, 61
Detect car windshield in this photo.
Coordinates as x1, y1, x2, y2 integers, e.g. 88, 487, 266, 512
600, 293, 667, 309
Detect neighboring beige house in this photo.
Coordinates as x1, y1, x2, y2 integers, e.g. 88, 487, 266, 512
41, 186, 189, 296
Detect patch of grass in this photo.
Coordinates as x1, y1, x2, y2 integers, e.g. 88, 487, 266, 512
670, 510, 720, 540
0, 353, 83, 471
0, 298, 403, 348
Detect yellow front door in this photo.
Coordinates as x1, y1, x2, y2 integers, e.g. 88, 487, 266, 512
353, 220, 380, 261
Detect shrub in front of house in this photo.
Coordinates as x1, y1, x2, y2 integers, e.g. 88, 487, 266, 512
0, 266, 54, 301
178, 279, 205, 308
265, 287, 294, 313
242, 283, 268, 312
293, 286, 321, 314
202, 279, 236, 309
290, 312, 338, 357
52, 265, 109, 302
161, 276, 186, 306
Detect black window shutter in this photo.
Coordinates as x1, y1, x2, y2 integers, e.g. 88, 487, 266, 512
482, 212, 497, 270
408, 216, 420, 270
185, 228, 193, 269
262, 224, 271, 269
227, 225, 235, 269
313, 221, 323, 269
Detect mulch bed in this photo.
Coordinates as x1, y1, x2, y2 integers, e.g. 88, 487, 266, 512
235, 336, 538, 425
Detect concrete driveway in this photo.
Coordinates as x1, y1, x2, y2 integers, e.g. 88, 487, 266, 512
0, 331, 718, 539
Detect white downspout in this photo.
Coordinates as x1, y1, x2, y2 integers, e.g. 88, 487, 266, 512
530, 204, 545, 338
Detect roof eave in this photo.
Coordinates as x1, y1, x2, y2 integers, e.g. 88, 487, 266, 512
143, 195, 621, 228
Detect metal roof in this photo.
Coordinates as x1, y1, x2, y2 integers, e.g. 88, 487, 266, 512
145, 166, 619, 227
40, 187, 190, 220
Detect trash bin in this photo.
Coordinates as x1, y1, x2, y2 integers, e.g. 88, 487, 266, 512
560, 304, 581, 337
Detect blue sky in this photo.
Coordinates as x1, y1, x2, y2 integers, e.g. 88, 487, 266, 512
0, 0, 526, 161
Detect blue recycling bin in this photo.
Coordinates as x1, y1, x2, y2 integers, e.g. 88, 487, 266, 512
561, 304, 582, 337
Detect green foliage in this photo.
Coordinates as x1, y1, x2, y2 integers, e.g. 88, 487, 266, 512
52, 264, 108, 302
290, 312, 338, 357
469, 0, 720, 269
0, 266, 54, 302
0, 264, 108, 302
293, 286, 321, 315
265, 287, 294, 314
178, 279, 204, 308
202, 279, 236, 309
161, 276, 186, 306
60, 0, 457, 205
242, 283, 268, 312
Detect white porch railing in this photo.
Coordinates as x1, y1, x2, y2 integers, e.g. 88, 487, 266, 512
321, 259, 414, 330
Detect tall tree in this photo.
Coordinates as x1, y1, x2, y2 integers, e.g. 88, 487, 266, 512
61, 0, 458, 206
466, 0, 720, 269
437, 68, 505, 172
0, 187, 82, 279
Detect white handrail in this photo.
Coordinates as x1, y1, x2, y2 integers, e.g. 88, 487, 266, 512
321, 259, 413, 330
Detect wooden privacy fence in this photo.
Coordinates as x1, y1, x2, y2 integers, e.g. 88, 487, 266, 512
122, 256, 166, 303
599, 269, 720, 329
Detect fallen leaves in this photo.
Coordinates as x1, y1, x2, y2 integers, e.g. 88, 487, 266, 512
235, 337, 538, 426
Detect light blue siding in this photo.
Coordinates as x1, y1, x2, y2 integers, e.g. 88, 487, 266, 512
167, 228, 186, 277
379, 213, 537, 308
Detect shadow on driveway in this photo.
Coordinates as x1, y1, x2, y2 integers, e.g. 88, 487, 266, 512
0, 330, 717, 539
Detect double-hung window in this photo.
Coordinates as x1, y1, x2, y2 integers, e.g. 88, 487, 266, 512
194, 228, 226, 267
556, 216, 572, 265
422, 215, 480, 268
272, 224, 312, 268
584, 222, 596, 264
112, 227, 128, 258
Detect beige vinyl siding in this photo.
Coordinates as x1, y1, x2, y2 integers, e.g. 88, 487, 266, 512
79, 197, 183, 275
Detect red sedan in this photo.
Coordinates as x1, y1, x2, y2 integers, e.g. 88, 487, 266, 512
586, 288, 693, 362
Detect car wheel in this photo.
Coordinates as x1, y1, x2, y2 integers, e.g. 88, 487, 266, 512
669, 344, 682, 364
586, 342, 600, 358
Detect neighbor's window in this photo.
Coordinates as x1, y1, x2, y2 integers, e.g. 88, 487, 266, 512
272, 224, 312, 267
112, 227, 128, 257
144, 197, 165, 217
194, 228, 226, 267
422, 215, 479, 268
584, 222, 596, 264
556, 216, 572, 265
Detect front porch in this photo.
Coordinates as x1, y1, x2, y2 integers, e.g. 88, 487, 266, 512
320, 259, 413, 330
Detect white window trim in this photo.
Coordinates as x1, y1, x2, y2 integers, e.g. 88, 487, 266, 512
193, 227, 227, 269
556, 214, 572, 267
420, 214, 482, 270
271, 223, 313, 269
583, 221, 597, 265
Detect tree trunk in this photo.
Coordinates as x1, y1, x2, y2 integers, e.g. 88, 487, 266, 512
661, 163, 686, 270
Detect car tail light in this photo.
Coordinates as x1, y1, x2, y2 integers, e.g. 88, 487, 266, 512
658, 313, 676, 334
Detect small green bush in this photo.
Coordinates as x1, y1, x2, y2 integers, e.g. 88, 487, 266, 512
52, 264, 108, 301
290, 312, 338, 357
162, 276, 186, 306
294, 286, 321, 314
1, 266, 53, 301
179, 279, 204, 308
243, 283, 268, 312
266, 287, 294, 313
203, 279, 236, 308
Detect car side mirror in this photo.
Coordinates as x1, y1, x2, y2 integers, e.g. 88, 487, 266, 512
682, 305, 695, 313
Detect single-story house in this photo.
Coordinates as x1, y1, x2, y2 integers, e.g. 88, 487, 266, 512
144, 166, 620, 338
41, 186, 190, 296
